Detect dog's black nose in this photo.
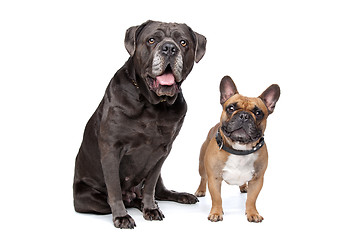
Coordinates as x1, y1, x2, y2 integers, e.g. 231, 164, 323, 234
161, 42, 178, 56
238, 112, 250, 122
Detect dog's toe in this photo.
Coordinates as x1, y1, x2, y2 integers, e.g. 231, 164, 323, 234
143, 208, 165, 221
195, 190, 206, 197
246, 211, 264, 223
179, 192, 199, 204
113, 214, 136, 229
208, 213, 223, 222
239, 184, 248, 193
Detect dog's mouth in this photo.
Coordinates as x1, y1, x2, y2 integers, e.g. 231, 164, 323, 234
222, 126, 262, 145
147, 65, 181, 97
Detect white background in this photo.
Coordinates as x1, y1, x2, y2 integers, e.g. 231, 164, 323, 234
1, 0, 359, 239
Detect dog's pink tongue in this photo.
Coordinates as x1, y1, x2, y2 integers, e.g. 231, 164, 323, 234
156, 73, 175, 86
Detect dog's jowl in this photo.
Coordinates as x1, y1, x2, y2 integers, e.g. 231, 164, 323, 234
73, 20, 206, 229
195, 76, 280, 223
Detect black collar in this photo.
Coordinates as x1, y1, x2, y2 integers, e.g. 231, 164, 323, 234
215, 128, 265, 156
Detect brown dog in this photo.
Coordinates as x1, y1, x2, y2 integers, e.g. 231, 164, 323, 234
195, 76, 280, 222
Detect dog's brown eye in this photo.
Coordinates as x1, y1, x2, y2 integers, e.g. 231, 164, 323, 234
254, 108, 264, 120
148, 38, 155, 44
226, 105, 235, 114
180, 40, 187, 47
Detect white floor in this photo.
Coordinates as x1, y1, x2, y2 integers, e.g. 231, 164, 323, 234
6, 177, 354, 239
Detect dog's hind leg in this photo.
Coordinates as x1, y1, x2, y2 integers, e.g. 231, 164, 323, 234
155, 175, 199, 204
73, 181, 111, 214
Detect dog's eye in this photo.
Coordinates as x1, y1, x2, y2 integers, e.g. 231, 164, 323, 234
226, 105, 235, 114
180, 40, 187, 47
148, 38, 155, 44
254, 109, 264, 120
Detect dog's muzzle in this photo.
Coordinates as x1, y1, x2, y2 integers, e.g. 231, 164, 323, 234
222, 111, 263, 144
147, 41, 183, 97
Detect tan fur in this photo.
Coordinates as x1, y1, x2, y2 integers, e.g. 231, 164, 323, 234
195, 93, 270, 223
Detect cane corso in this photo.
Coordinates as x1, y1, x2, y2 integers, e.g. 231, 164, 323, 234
73, 20, 206, 229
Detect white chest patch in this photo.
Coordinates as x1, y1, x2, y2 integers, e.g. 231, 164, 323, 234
222, 153, 258, 186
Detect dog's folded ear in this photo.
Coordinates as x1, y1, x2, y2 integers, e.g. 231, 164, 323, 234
220, 76, 238, 105
259, 84, 281, 114
125, 20, 153, 56
193, 32, 207, 63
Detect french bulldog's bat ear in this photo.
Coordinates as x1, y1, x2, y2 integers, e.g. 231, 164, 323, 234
259, 84, 281, 114
220, 76, 238, 105
194, 32, 207, 63
124, 20, 152, 56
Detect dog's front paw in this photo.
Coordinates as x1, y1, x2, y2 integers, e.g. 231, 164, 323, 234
246, 210, 264, 223
143, 208, 165, 221
208, 212, 223, 222
113, 214, 136, 229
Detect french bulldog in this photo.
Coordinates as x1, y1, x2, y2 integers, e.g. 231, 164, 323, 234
195, 76, 280, 222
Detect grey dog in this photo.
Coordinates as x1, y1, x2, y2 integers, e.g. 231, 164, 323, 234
73, 20, 206, 229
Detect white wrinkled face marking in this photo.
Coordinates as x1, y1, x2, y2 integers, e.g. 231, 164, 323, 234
151, 43, 183, 82
172, 54, 183, 81
152, 51, 163, 76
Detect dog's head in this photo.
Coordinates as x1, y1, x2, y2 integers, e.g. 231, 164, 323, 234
219, 76, 280, 146
125, 20, 206, 104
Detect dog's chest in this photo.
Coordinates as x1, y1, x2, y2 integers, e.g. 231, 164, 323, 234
222, 153, 257, 186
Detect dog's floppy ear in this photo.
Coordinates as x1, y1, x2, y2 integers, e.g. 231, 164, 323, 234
220, 76, 238, 105
193, 32, 207, 63
259, 84, 281, 114
124, 20, 152, 56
